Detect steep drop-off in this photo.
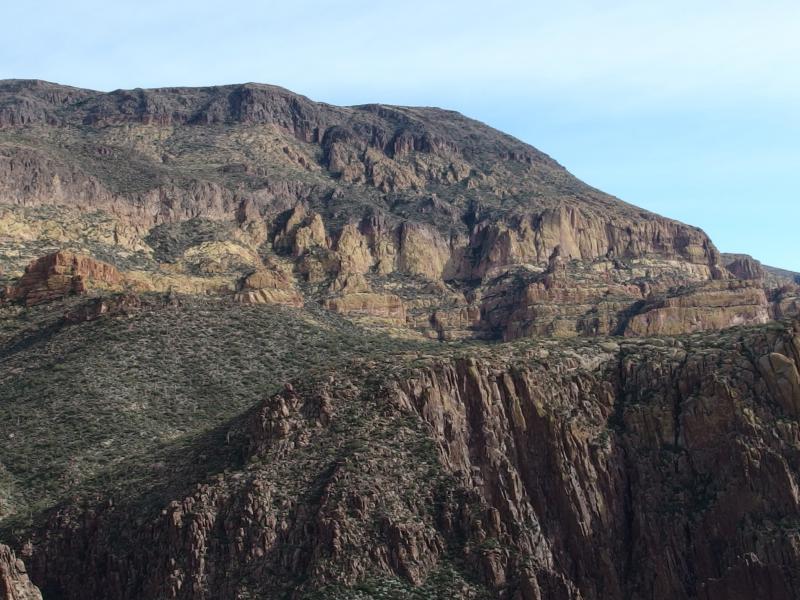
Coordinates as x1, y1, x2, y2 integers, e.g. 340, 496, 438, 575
5, 313, 800, 600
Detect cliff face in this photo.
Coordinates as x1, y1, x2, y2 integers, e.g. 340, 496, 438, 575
623, 281, 771, 337
12, 319, 800, 600
2, 250, 124, 305
4, 79, 797, 342
0, 81, 713, 239
4, 207, 795, 341
396, 325, 800, 599
0, 545, 41, 600
0, 80, 720, 271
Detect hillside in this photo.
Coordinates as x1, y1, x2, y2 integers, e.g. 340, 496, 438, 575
1, 80, 799, 600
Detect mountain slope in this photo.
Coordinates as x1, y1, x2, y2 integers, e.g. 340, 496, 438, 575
4, 79, 788, 342
0, 79, 708, 243
1, 80, 799, 600
2, 297, 800, 600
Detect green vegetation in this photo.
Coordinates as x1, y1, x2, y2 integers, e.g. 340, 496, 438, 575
0, 205, 156, 283
145, 218, 238, 263
304, 566, 493, 600
0, 294, 444, 523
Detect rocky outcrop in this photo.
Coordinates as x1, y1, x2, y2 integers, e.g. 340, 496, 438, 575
1, 236, 787, 342
624, 281, 770, 337
177, 241, 262, 275
391, 321, 800, 599
428, 306, 482, 340
724, 253, 765, 280
0, 81, 725, 275
464, 206, 722, 281
14, 375, 460, 599
0, 80, 94, 127
273, 205, 329, 256
5, 80, 772, 342
64, 293, 143, 323
0, 544, 42, 600
396, 222, 456, 280
334, 223, 373, 274
4, 77, 800, 600
772, 286, 800, 320
324, 292, 406, 323
0, 204, 151, 279
233, 263, 304, 307
2, 250, 124, 306
758, 351, 800, 417
723, 253, 800, 288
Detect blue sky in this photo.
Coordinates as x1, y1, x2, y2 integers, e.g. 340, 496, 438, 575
2, 0, 798, 269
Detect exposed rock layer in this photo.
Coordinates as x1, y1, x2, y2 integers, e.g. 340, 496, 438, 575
2, 250, 123, 306
0, 544, 42, 600
624, 281, 771, 337
5, 79, 799, 341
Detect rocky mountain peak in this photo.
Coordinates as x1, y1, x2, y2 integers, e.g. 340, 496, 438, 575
1, 80, 799, 600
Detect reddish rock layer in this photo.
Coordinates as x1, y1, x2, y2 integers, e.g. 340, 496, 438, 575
3, 251, 123, 306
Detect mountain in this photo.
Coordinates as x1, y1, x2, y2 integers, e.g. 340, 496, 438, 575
1, 80, 799, 600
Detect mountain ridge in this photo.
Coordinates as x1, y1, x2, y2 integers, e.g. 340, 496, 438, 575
1, 79, 800, 600
2, 80, 796, 342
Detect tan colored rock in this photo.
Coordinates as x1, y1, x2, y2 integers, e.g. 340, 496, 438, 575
272, 205, 327, 255
724, 254, 765, 280
234, 289, 304, 307
296, 248, 340, 283
324, 292, 406, 322
326, 140, 429, 192
466, 205, 722, 280
281, 204, 307, 233
293, 213, 328, 256
758, 352, 800, 416
239, 266, 291, 291
329, 272, 370, 294
233, 264, 304, 307
363, 147, 424, 192
772, 287, 800, 320
479, 260, 645, 340
178, 241, 262, 274
0, 205, 150, 257
123, 270, 235, 295
625, 282, 770, 337
429, 306, 481, 340
397, 223, 452, 280
0, 544, 42, 600
335, 224, 373, 274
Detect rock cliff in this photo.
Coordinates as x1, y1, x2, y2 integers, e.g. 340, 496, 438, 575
9, 319, 800, 599
6, 79, 796, 342
0, 545, 41, 600
2, 250, 124, 305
